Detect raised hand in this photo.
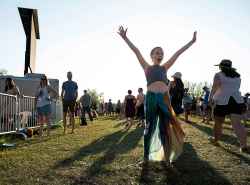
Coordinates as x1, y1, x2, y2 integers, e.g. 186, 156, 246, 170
191, 31, 197, 43
118, 26, 128, 39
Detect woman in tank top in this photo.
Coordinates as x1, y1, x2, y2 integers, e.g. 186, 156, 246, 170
208, 59, 249, 153
118, 26, 197, 165
35, 75, 58, 137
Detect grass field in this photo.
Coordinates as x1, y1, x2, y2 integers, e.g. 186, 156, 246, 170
0, 116, 250, 185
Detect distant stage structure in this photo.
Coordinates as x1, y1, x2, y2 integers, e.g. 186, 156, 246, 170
18, 7, 40, 75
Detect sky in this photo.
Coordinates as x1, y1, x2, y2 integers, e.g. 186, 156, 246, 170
0, 0, 250, 102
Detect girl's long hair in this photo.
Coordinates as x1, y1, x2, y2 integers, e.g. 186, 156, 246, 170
5, 78, 15, 92
175, 78, 184, 92
220, 66, 240, 78
40, 75, 48, 87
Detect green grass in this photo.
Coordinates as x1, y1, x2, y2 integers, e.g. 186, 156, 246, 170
0, 116, 250, 185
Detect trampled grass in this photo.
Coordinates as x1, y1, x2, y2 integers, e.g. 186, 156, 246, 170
0, 116, 250, 185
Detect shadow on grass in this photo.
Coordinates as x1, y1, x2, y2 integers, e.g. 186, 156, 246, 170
176, 143, 232, 185
53, 126, 143, 165
53, 129, 127, 169
139, 143, 233, 185
189, 121, 239, 147
218, 145, 250, 165
64, 127, 143, 185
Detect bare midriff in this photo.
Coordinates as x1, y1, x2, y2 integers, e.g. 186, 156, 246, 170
147, 81, 169, 93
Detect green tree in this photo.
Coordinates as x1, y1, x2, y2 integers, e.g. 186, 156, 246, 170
184, 81, 212, 97
87, 89, 104, 106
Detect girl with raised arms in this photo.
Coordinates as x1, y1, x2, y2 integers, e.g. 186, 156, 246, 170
118, 26, 197, 165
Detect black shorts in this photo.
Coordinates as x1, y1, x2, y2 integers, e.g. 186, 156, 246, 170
63, 100, 76, 113
214, 97, 246, 117
136, 104, 145, 119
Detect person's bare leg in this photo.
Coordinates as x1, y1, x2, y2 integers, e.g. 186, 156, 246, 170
39, 115, 44, 138
70, 112, 75, 134
126, 117, 132, 130
46, 114, 51, 136
230, 114, 247, 148
213, 116, 225, 142
63, 112, 67, 134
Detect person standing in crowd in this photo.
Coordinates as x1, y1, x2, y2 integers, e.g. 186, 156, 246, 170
98, 101, 104, 116
1, 78, 20, 131
115, 100, 122, 116
191, 95, 198, 116
91, 101, 98, 119
79, 90, 93, 125
118, 26, 195, 164
104, 102, 108, 116
243, 93, 250, 125
169, 72, 185, 116
182, 88, 193, 123
124, 90, 136, 130
201, 86, 211, 124
135, 88, 145, 127
61, 71, 78, 134
208, 59, 249, 153
4, 77, 20, 96
35, 75, 58, 137
107, 99, 114, 116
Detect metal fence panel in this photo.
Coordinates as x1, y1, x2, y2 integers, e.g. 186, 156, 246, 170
0, 93, 62, 135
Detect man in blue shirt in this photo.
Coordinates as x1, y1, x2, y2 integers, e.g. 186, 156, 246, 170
61, 71, 78, 134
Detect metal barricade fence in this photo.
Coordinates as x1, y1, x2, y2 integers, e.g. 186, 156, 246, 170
0, 93, 63, 135
18, 95, 37, 129
0, 93, 18, 134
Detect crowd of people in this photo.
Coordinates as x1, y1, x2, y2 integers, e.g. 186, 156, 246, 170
117, 25, 250, 166
1, 26, 250, 169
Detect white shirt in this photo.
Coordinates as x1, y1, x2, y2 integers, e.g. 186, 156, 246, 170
212, 72, 244, 105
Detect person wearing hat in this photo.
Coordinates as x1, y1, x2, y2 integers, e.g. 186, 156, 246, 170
169, 72, 185, 116
118, 25, 196, 165
208, 59, 249, 153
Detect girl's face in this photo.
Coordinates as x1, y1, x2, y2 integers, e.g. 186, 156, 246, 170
151, 48, 164, 65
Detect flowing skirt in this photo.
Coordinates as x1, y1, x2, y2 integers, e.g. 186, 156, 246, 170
144, 91, 185, 162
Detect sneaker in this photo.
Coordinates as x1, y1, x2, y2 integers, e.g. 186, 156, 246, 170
208, 136, 220, 146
